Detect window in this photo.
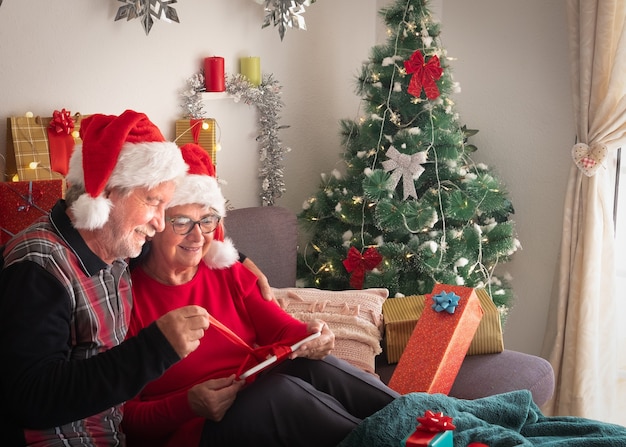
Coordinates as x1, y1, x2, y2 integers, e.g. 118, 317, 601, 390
615, 148, 625, 425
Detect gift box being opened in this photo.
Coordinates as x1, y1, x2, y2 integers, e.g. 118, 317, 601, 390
383, 287, 503, 364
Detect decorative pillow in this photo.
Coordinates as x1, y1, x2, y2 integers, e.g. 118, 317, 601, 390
273, 287, 388, 374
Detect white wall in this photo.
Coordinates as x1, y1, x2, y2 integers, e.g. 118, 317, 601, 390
0, 0, 573, 356
0, 0, 377, 208
439, 0, 573, 355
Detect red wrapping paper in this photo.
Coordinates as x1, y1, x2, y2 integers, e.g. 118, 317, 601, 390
47, 109, 76, 176
388, 284, 483, 395
0, 180, 63, 244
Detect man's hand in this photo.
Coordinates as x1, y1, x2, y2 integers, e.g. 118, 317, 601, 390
188, 375, 244, 421
156, 305, 210, 358
241, 257, 275, 302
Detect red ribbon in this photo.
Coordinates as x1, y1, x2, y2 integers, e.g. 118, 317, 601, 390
190, 119, 203, 144
208, 315, 301, 381
415, 410, 456, 432
237, 343, 294, 379
47, 109, 76, 176
342, 246, 383, 289
404, 50, 443, 100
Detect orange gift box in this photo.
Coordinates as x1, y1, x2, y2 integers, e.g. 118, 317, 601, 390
388, 284, 483, 395
0, 180, 63, 244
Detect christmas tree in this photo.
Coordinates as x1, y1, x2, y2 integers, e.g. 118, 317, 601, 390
297, 0, 520, 316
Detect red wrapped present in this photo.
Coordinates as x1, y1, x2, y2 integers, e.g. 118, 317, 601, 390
0, 180, 63, 244
402, 410, 455, 446
388, 284, 483, 395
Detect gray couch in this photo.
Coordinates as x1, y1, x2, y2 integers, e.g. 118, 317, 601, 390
225, 205, 555, 407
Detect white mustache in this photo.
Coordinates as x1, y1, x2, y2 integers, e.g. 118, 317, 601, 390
137, 226, 156, 239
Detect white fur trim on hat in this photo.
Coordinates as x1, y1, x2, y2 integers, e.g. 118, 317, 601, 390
167, 174, 226, 217
108, 141, 188, 190
203, 237, 239, 269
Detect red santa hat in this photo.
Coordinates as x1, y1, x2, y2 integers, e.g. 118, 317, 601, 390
170, 143, 238, 269
66, 110, 188, 230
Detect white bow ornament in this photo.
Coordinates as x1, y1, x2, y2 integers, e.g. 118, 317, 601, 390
382, 146, 427, 200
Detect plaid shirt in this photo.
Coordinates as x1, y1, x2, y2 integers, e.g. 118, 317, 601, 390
0, 201, 178, 447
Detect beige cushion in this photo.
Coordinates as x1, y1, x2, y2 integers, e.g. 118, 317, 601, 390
273, 287, 388, 374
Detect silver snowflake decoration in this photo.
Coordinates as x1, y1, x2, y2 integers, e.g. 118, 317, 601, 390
262, 0, 316, 41
115, 0, 180, 36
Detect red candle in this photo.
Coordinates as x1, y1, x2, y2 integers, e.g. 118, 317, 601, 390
204, 56, 225, 92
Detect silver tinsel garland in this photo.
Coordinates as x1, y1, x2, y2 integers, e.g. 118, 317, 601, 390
180, 72, 290, 206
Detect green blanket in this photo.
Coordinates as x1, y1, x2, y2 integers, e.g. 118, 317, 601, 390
338, 391, 626, 446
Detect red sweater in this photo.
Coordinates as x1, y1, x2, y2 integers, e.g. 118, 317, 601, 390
123, 261, 308, 447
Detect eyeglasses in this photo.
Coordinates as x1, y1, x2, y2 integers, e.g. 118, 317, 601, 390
168, 215, 221, 235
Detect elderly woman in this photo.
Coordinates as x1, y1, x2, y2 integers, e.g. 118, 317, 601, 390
122, 143, 398, 447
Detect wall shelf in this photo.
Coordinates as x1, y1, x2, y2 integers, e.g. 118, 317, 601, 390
201, 92, 233, 100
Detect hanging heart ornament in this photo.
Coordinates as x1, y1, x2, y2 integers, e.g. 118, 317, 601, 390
571, 142, 608, 177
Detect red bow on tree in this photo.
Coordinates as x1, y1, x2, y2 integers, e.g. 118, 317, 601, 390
342, 246, 382, 289
404, 50, 443, 100
416, 410, 456, 432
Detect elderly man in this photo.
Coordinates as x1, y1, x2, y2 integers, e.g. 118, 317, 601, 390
0, 110, 210, 446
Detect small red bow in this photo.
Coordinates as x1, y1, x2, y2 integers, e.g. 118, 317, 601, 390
237, 343, 293, 379
49, 109, 75, 135
416, 410, 456, 432
404, 50, 443, 100
342, 246, 382, 289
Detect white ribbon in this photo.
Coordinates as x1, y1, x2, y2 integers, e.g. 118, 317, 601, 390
382, 146, 427, 200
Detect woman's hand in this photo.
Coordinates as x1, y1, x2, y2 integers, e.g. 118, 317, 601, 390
188, 375, 245, 421
291, 319, 335, 360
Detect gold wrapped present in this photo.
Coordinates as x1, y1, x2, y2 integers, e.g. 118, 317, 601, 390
383, 288, 504, 363
5, 113, 87, 182
174, 119, 217, 166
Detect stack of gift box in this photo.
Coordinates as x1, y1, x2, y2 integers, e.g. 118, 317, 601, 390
2, 112, 72, 244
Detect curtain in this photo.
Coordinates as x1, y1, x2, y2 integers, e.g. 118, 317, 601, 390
541, 0, 626, 423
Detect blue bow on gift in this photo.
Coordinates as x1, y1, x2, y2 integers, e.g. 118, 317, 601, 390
431, 291, 460, 314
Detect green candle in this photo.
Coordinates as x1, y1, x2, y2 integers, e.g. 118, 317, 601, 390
240, 57, 261, 87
